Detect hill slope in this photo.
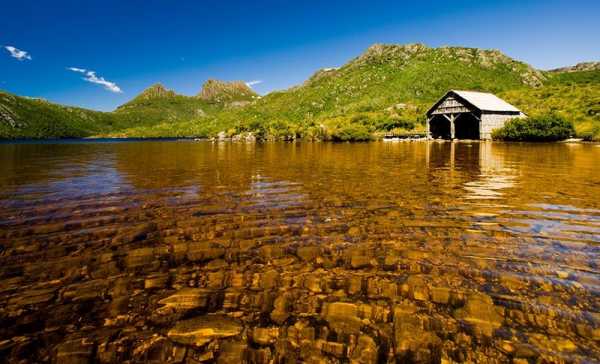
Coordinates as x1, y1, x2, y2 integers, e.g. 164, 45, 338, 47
0, 91, 116, 138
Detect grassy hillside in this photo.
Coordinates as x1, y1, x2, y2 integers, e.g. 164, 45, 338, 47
0, 44, 598, 140
0, 91, 116, 138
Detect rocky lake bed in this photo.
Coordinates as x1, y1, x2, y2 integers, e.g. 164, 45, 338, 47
0, 140, 599, 363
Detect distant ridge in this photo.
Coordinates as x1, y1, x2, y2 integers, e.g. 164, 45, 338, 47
549, 61, 600, 73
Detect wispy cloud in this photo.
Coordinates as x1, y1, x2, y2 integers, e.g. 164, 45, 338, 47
4, 46, 32, 61
245, 80, 263, 87
67, 67, 86, 73
67, 67, 122, 93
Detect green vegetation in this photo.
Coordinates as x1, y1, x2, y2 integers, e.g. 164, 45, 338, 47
492, 114, 575, 141
500, 70, 600, 140
1, 44, 598, 141
0, 91, 116, 138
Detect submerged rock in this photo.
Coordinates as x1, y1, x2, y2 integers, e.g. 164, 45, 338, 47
167, 315, 243, 347
251, 327, 280, 346
454, 293, 504, 337
156, 288, 213, 314
350, 335, 379, 364
322, 302, 363, 335
393, 304, 442, 362
54, 337, 95, 364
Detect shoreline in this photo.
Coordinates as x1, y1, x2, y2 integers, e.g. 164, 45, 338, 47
0, 136, 207, 144
0, 136, 598, 145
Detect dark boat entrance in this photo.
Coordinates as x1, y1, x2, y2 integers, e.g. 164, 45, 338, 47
454, 113, 480, 140
429, 115, 451, 139
429, 113, 480, 140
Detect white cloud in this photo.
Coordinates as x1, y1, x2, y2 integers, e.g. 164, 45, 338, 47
67, 67, 122, 93
4, 46, 32, 61
245, 80, 263, 87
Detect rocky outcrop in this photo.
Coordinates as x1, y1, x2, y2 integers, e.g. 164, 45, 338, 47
197, 79, 257, 103
134, 83, 178, 100
350, 43, 429, 67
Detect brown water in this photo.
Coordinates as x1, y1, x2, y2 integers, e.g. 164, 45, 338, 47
0, 140, 598, 363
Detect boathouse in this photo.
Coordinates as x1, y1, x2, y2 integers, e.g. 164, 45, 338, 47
426, 90, 525, 140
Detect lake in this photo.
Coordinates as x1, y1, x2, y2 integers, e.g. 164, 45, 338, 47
0, 140, 598, 363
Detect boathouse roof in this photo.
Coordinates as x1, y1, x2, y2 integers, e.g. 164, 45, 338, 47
427, 90, 522, 116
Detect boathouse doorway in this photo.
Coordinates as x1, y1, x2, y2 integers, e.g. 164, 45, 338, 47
454, 113, 480, 140
429, 115, 451, 139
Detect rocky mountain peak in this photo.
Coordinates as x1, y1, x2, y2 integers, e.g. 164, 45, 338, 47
136, 83, 177, 100
197, 79, 257, 103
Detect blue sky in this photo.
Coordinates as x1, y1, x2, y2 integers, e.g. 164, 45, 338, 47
1, 0, 598, 111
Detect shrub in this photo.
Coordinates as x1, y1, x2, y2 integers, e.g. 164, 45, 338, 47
329, 122, 372, 141
492, 114, 575, 141
377, 117, 415, 131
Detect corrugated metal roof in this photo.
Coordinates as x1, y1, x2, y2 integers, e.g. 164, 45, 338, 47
452, 90, 521, 112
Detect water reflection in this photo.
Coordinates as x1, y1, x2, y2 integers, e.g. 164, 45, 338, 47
461, 142, 516, 200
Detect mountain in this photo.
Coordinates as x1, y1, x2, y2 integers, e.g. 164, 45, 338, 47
114, 84, 214, 129
104, 80, 260, 137
0, 43, 598, 140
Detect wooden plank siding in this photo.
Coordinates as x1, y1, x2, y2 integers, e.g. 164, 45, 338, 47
430, 97, 471, 115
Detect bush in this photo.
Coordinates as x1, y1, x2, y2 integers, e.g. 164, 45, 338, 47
377, 117, 415, 131
492, 114, 575, 141
329, 123, 372, 141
